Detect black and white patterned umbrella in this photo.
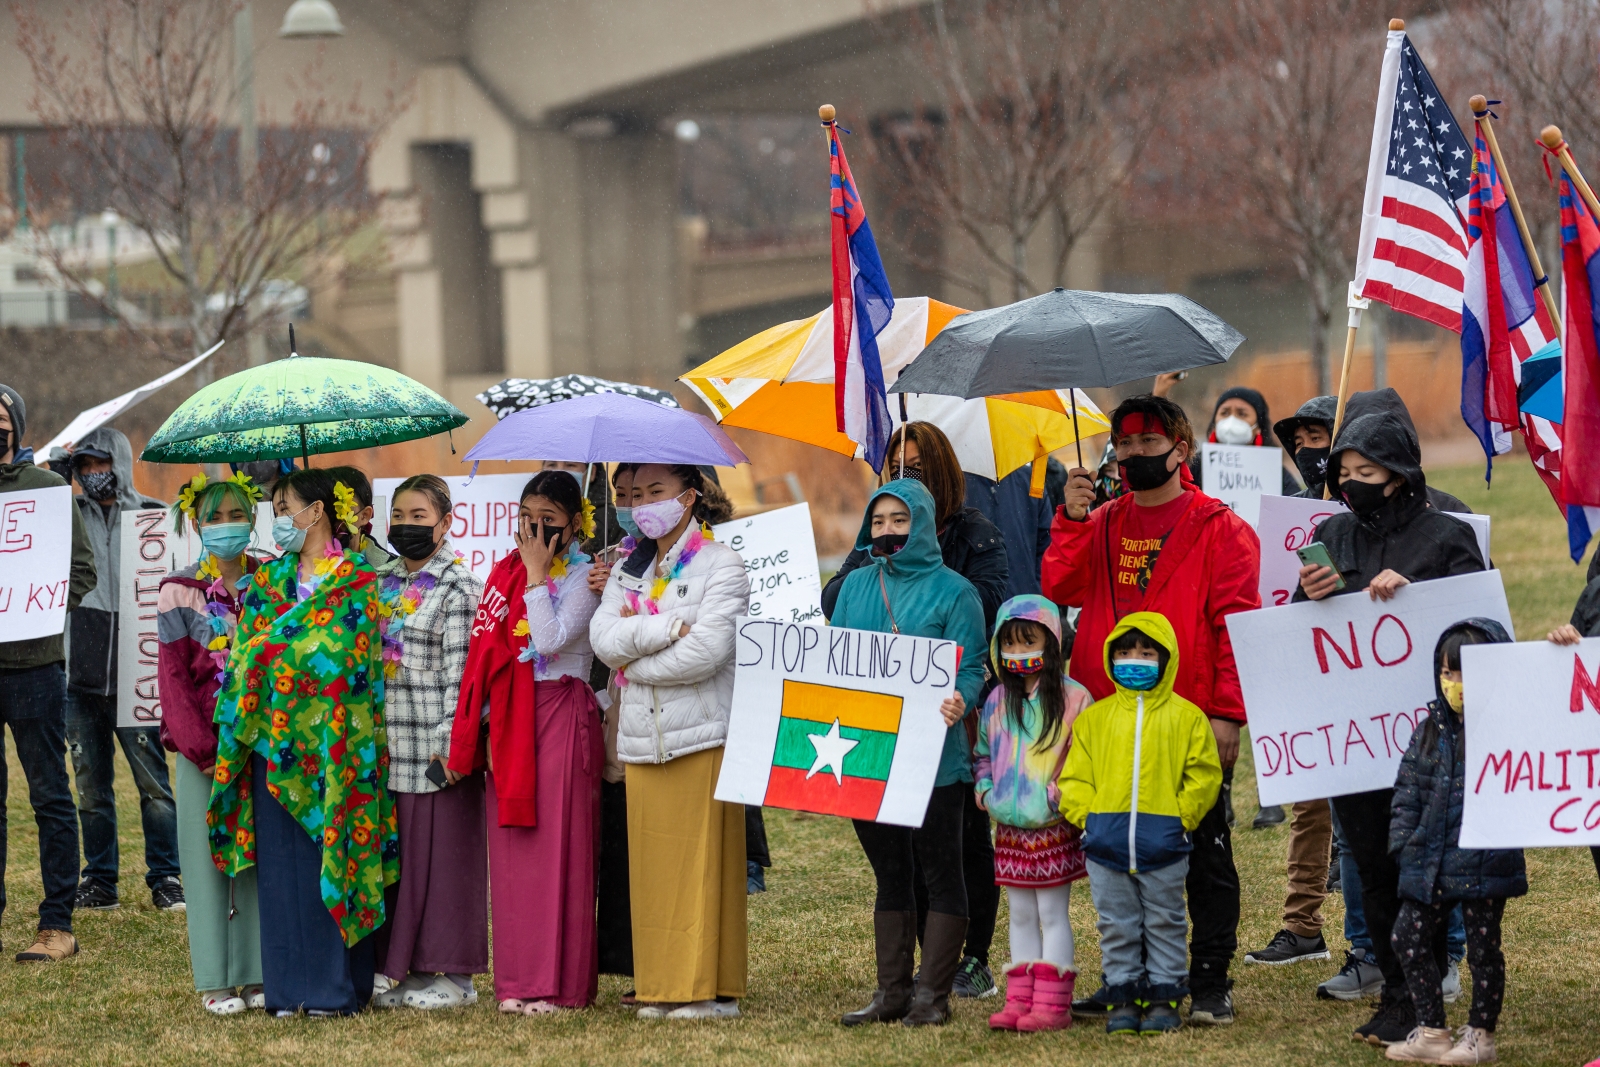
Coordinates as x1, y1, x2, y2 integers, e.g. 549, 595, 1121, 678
476, 374, 681, 420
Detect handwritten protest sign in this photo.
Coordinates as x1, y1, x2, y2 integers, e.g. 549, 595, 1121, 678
1460, 638, 1600, 848
1202, 443, 1283, 527
1256, 496, 1492, 607
712, 503, 822, 625
117, 510, 201, 727
1228, 570, 1513, 806
715, 618, 958, 827
374, 474, 524, 579
0, 485, 73, 642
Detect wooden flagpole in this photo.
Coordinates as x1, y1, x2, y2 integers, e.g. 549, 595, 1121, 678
1326, 16, 1407, 499
1540, 125, 1600, 222
1472, 96, 1560, 334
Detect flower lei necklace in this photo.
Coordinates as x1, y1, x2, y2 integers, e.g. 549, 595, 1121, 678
195, 552, 248, 687
624, 523, 714, 617
377, 549, 461, 678
513, 540, 590, 673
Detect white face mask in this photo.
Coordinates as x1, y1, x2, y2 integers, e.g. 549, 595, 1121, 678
632, 490, 693, 540
1213, 415, 1255, 446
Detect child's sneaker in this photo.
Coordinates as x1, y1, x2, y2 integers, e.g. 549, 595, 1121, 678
1105, 1002, 1141, 1035
988, 963, 1033, 1031
1140, 1000, 1182, 1034
1071, 978, 1114, 1018
1385, 1025, 1454, 1061
1440, 1025, 1496, 1064
951, 956, 997, 998
1188, 988, 1234, 1026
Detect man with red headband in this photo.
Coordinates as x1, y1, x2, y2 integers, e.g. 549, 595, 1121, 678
1042, 394, 1261, 1027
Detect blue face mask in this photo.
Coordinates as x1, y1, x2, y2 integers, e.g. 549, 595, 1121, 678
615, 506, 641, 540
1111, 657, 1161, 691
199, 522, 252, 560
272, 516, 306, 553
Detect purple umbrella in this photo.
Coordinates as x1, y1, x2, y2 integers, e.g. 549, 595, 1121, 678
463, 392, 749, 472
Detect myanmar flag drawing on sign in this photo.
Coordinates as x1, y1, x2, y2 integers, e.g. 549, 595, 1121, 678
764, 681, 902, 820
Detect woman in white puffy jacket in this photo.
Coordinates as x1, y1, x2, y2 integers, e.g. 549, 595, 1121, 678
590, 463, 750, 1021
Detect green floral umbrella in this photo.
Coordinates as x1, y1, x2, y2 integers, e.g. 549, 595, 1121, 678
142, 348, 468, 464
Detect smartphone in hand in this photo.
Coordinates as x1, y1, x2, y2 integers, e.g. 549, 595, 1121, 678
425, 757, 450, 789
1295, 543, 1347, 592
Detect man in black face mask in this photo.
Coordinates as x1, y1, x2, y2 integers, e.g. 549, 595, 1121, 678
1292, 396, 1484, 1048
1041, 395, 1259, 1027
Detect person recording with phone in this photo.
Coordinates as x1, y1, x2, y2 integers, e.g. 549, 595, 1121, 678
1292, 396, 1484, 1049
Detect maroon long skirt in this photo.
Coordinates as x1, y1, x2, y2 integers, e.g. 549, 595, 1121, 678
486, 675, 604, 1006
380, 775, 489, 980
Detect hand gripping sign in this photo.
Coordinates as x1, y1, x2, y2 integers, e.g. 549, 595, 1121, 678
715, 618, 959, 827
1460, 638, 1600, 848
0, 485, 73, 642
1227, 570, 1514, 807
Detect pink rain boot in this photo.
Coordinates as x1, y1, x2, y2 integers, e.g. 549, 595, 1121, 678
988, 963, 1033, 1030
1016, 964, 1074, 1032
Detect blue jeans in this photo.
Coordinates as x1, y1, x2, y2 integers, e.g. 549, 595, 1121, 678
1330, 803, 1464, 961
1086, 856, 1191, 1002
65, 688, 179, 888
0, 663, 80, 931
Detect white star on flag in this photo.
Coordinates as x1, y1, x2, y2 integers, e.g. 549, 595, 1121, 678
805, 719, 860, 785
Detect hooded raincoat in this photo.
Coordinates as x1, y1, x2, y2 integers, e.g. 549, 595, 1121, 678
1389, 619, 1527, 905
829, 480, 987, 787
1294, 395, 1485, 602
1057, 612, 1222, 874
68, 426, 165, 694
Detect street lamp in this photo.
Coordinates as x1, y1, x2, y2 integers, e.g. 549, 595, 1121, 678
279, 0, 344, 38
100, 209, 119, 317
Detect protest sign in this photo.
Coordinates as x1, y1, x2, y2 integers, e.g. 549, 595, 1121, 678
40, 341, 222, 455
0, 485, 73, 642
1256, 496, 1492, 607
1201, 443, 1283, 527
117, 509, 201, 727
1228, 570, 1513, 806
1460, 639, 1600, 848
373, 474, 524, 579
715, 618, 958, 827
712, 503, 823, 625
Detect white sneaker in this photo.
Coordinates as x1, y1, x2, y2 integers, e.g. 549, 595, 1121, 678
202, 990, 246, 1016
1386, 1026, 1455, 1061
403, 974, 476, 1010
371, 972, 429, 1009
1441, 960, 1463, 1004
243, 985, 265, 1010
1440, 1025, 1496, 1064
666, 999, 741, 1020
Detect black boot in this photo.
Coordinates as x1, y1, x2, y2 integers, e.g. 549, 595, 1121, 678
902, 911, 968, 1027
841, 911, 916, 1026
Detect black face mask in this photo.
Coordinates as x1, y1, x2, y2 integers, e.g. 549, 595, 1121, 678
1117, 447, 1179, 493
895, 465, 924, 483
1295, 446, 1330, 487
77, 469, 118, 501
538, 520, 567, 551
387, 524, 439, 562
0, 427, 9, 459
871, 532, 909, 556
1339, 477, 1395, 518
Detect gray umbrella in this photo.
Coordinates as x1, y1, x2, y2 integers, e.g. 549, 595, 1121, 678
888, 287, 1245, 398
476, 374, 681, 420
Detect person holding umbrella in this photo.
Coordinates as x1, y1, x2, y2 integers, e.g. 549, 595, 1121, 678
1041, 396, 1260, 1026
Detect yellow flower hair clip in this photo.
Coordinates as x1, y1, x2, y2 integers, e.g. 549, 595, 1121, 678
176, 473, 209, 521
225, 470, 263, 507
580, 497, 596, 541
332, 481, 360, 528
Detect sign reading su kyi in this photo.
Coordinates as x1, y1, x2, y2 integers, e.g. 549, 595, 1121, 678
0, 485, 73, 642
118, 509, 201, 727
1460, 638, 1600, 848
1228, 570, 1514, 807
714, 618, 959, 827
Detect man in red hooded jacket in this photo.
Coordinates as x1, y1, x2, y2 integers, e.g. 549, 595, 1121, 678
1042, 394, 1261, 1026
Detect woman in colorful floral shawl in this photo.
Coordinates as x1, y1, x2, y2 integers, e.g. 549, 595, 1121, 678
208, 468, 398, 1016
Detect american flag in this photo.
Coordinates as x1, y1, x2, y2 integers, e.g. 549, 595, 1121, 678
1351, 30, 1472, 332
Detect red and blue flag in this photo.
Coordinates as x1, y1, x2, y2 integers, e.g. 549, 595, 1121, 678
826, 115, 895, 472
1550, 158, 1600, 559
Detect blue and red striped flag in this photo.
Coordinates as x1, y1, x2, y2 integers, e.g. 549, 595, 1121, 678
1460, 119, 1561, 494
1550, 157, 1600, 559
825, 114, 895, 472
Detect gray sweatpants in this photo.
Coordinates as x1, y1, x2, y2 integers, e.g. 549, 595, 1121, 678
1086, 856, 1189, 997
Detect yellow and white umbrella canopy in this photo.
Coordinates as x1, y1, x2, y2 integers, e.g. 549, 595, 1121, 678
681, 296, 1107, 483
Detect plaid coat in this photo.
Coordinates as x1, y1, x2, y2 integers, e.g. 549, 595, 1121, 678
379, 543, 483, 794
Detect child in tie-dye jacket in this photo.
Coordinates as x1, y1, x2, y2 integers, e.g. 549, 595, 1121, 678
973, 595, 1092, 1034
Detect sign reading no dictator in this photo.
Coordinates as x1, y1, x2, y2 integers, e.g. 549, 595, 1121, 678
1228, 570, 1514, 806
1460, 638, 1600, 848
0, 485, 73, 642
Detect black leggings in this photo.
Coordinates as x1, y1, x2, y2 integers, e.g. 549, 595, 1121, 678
912, 783, 999, 961
1393, 898, 1507, 1031
854, 783, 967, 916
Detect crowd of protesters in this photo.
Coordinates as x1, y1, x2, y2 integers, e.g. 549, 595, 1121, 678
0, 371, 1588, 1062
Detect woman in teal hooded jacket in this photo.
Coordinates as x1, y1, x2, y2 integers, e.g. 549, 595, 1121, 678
829, 480, 986, 1029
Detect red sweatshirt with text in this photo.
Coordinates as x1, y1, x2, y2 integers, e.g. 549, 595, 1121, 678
1041, 486, 1261, 723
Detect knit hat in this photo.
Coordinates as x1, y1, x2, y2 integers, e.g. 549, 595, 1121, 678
0, 383, 25, 450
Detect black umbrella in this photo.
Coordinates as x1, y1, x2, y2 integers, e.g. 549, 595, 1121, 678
475, 374, 680, 420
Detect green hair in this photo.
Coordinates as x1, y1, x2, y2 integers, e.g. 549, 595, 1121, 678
173, 480, 257, 534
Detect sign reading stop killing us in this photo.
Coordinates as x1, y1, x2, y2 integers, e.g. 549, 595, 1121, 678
714, 618, 958, 827
0, 485, 73, 642
117, 509, 201, 727
1459, 638, 1600, 848
1201, 443, 1283, 527
1227, 570, 1514, 806
712, 503, 823, 625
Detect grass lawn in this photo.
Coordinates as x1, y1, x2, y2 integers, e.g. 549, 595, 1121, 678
3, 461, 1596, 1066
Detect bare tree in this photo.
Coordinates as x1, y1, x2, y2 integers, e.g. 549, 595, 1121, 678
866, 0, 1174, 305
12, 0, 406, 364
1171, 0, 1386, 396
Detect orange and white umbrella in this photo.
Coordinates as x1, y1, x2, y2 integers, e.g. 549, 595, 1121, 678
681, 296, 1106, 485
